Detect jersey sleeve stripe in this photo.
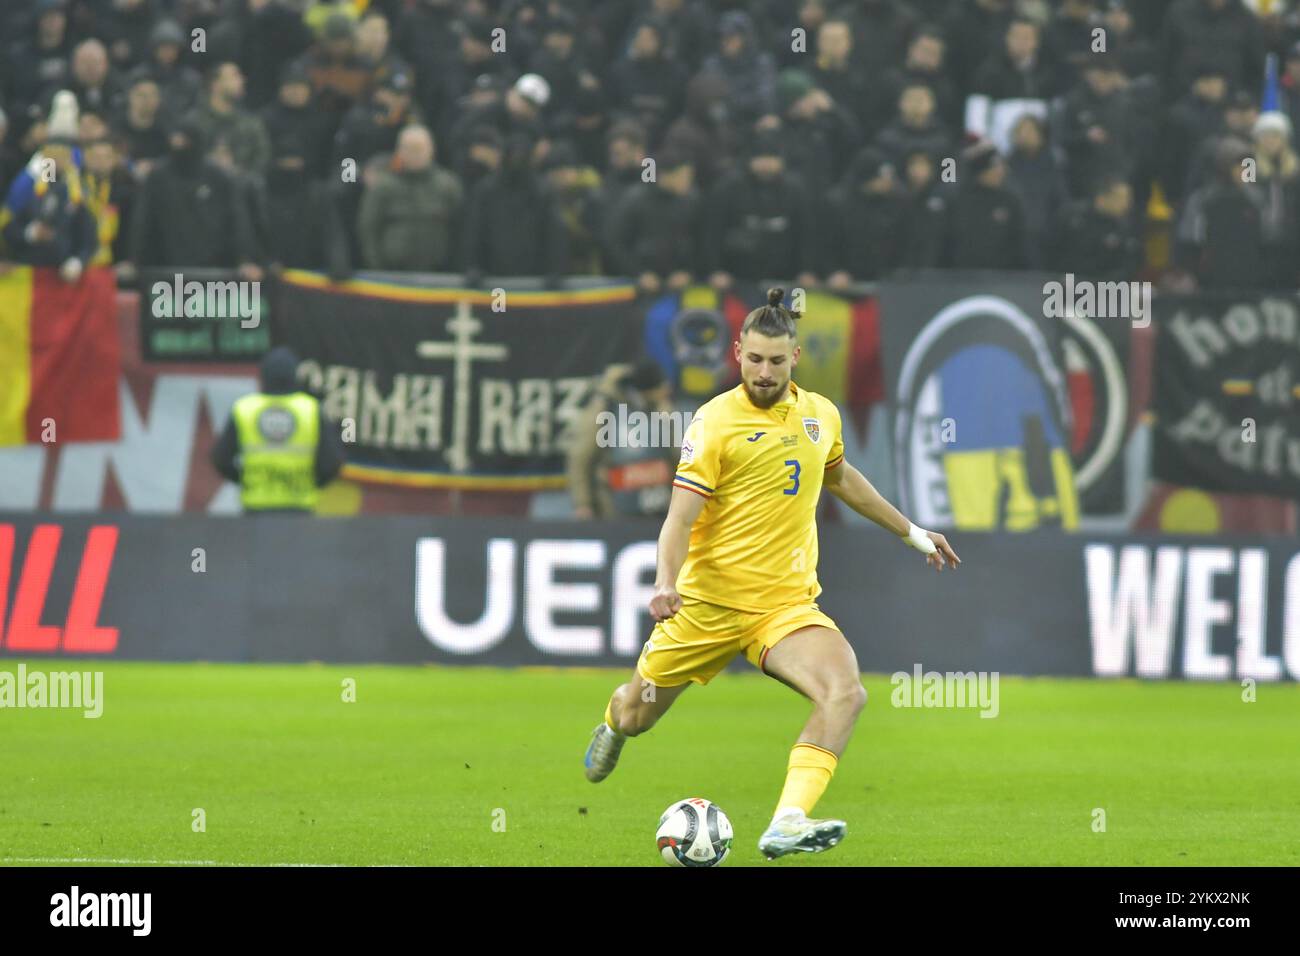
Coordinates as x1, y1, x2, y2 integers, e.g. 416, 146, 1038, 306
672, 480, 711, 498
672, 474, 714, 494
824, 454, 844, 470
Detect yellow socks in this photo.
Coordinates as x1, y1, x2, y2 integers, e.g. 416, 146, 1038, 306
603, 697, 619, 734
774, 743, 838, 817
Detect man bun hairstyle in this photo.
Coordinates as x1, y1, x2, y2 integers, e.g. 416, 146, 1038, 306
741, 286, 800, 339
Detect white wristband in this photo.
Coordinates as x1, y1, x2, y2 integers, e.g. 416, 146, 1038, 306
904, 522, 937, 555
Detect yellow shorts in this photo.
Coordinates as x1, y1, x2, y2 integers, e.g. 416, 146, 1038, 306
637, 596, 841, 687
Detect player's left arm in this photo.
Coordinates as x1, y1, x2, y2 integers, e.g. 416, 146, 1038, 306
823, 461, 960, 570
819, 400, 959, 570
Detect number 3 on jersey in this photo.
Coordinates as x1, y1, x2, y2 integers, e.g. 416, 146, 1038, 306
783, 458, 801, 495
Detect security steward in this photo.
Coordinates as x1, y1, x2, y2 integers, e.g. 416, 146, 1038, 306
211, 346, 346, 513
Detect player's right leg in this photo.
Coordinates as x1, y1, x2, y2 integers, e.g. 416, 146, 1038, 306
584, 668, 689, 783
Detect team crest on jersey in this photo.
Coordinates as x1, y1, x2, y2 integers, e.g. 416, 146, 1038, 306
803, 417, 821, 444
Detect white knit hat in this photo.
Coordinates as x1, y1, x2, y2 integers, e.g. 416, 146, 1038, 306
46, 89, 79, 144
1253, 110, 1292, 141
514, 73, 551, 108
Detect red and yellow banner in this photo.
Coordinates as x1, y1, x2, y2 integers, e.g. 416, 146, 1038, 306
0, 265, 121, 445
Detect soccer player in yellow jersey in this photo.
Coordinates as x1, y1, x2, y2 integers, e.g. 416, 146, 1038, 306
583, 287, 961, 859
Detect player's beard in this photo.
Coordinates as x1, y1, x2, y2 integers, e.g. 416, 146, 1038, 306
743, 376, 788, 409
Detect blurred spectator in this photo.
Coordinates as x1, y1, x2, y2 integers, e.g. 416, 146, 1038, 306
822, 146, 908, 286
1175, 136, 1267, 290
223, 0, 315, 110
811, 20, 873, 135
1059, 175, 1142, 280
607, 17, 687, 147
607, 149, 701, 292
698, 11, 776, 127
116, 75, 170, 176
128, 116, 260, 275
1278, 42, 1300, 147
970, 17, 1057, 102
947, 139, 1027, 268
6, 0, 73, 136
355, 10, 410, 87
1099, 1, 1158, 81
704, 129, 818, 288
1, 91, 97, 281
1061, 52, 1137, 199
297, 12, 372, 117
1185, 89, 1259, 197
1005, 114, 1068, 269
191, 61, 270, 179
334, 69, 420, 170
261, 63, 333, 181
899, 148, 948, 268
874, 82, 952, 169
661, 71, 736, 189
542, 140, 603, 275
567, 359, 678, 520
775, 69, 861, 197
942, 0, 1017, 92
357, 125, 462, 272
1044, 0, 1101, 91
1250, 111, 1300, 287
1161, 61, 1229, 205
0, 108, 22, 191
449, 73, 551, 171
457, 123, 504, 192
879, 27, 959, 134
1160, 0, 1263, 95
462, 132, 567, 283
833, 0, 917, 78
81, 134, 134, 269
98, 0, 155, 72
135, 19, 202, 119
61, 39, 124, 119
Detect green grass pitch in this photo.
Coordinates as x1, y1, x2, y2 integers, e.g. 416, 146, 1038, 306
1, 661, 1297, 866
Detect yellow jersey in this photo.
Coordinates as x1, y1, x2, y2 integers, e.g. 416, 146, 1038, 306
671, 379, 844, 612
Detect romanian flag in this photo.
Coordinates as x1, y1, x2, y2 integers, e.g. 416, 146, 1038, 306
0, 265, 120, 445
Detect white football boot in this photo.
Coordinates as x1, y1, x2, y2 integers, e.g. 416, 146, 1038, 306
757, 811, 847, 859
583, 723, 627, 782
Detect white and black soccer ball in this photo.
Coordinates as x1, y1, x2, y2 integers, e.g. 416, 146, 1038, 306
656, 797, 733, 867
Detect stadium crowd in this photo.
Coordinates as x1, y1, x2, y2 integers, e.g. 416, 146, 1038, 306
3, 0, 1300, 292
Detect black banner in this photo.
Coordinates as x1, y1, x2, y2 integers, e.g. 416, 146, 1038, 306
139, 269, 272, 361
877, 272, 1084, 530
272, 271, 643, 488
1154, 293, 1300, 498
3, 515, 1297, 681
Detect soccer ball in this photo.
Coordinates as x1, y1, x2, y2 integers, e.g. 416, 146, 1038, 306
656, 797, 733, 867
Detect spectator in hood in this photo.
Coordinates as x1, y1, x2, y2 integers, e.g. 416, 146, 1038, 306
774, 68, 862, 198
1160, 0, 1263, 97
946, 139, 1028, 269
1005, 114, 1068, 270
1160, 59, 1229, 205
1184, 89, 1259, 198
607, 148, 702, 293
134, 18, 203, 118
210, 346, 347, 515
661, 70, 738, 189
608, 17, 687, 147
1058, 175, 1142, 281
462, 131, 568, 285
260, 63, 333, 181
128, 116, 262, 277
6, 0, 73, 133
333, 69, 421, 170
704, 127, 819, 288
448, 73, 551, 173
1175, 136, 1269, 290
822, 146, 909, 286
697, 11, 776, 127
542, 140, 604, 274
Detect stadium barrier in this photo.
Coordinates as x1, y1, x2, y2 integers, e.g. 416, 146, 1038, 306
1, 515, 1296, 681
